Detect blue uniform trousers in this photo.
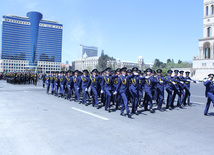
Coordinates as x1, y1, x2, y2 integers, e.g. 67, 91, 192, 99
54, 83, 59, 95
46, 83, 50, 94
204, 92, 214, 114
120, 92, 130, 114
104, 89, 112, 110
184, 88, 191, 105
144, 92, 153, 110
82, 88, 89, 104
172, 87, 182, 106
166, 88, 173, 108
59, 84, 65, 96
91, 87, 99, 105
130, 88, 138, 112
74, 86, 80, 100
157, 88, 164, 108
66, 84, 72, 99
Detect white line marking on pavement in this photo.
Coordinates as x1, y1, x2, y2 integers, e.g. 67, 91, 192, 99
71, 107, 109, 121
191, 101, 205, 105
191, 95, 205, 98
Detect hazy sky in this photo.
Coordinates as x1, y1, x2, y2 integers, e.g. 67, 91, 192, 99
0, 0, 203, 64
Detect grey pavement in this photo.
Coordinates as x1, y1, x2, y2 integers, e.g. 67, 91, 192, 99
0, 80, 214, 155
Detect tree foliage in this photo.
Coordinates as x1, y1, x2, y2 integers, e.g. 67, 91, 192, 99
97, 52, 115, 71
152, 59, 192, 76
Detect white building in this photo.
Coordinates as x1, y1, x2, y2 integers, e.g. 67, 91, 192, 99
107, 56, 152, 70
72, 53, 99, 71
0, 59, 29, 72
0, 59, 61, 73
192, 0, 214, 80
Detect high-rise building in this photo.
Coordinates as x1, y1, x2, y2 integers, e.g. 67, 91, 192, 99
0, 11, 63, 73
192, 0, 214, 79
79, 45, 98, 58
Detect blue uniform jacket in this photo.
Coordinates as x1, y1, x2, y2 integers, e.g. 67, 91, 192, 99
164, 76, 173, 91
80, 75, 90, 89
204, 80, 214, 97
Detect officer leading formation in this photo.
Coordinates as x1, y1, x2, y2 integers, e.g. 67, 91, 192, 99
44, 67, 197, 118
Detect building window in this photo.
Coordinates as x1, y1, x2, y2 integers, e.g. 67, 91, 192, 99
205, 48, 211, 59
212, 5, 214, 14
206, 6, 209, 16
207, 27, 212, 37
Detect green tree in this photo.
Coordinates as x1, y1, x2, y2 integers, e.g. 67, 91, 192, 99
178, 59, 182, 64
97, 53, 115, 71
167, 59, 171, 63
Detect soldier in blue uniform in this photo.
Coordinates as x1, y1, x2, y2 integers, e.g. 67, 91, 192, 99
73, 70, 81, 102
129, 67, 140, 115
45, 71, 50, 94
154, 69, 165, 111
172, 70, 183, 108
144, 68, 155, 113
80, 70, 90, 105
165, 70, 174, 110
65, 70, 73, 100
178, 71, 186, 105
54, 71, 59, 96
59, 71, 66, 97
183, 71, 196, 105
103, 67, 117, 112
50, 72, 55, 95
204, 74, 214, 116
115, 68, 122, 110
112, 70, 119, 109
152, 70, 158, 104
90, 69, 101, 108
138, 70, 144, 108
116, 67, 132, 118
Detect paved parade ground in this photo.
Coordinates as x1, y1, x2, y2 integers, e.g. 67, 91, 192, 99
0, 80, 214, 155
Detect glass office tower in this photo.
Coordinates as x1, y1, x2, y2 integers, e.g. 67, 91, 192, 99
1, 11, 62, 66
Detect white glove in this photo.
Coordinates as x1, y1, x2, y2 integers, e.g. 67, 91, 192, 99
113, 91, 117, 95
160, 81, 163, 83
77, 87, 79, 90
180, 81, 184, 84
101, 90, 104, 94
85, 88, 88, 91
134, 73, 138, 75
145, 76, 149, 79
172, 82, 176, 85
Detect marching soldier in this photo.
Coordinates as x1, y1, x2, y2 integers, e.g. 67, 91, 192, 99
80, 70, 90, 105
45, 71, 50, 94
183, 71, 196, 106
116, 67, 132, 118
172, 70, 183, 108
73, 70, 81, 101
154, 69, 165, 111
165, 70, 174, 110
59, 71, 66, 97
54, 71, 59, 96
144, 68, 155, 113
204, 74, 214, 116
50, 72, 55, 94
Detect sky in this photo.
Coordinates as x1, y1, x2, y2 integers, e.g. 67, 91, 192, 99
0, 0, 203, 64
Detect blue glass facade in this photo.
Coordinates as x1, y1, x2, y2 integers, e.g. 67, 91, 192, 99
1, 11, 62, 66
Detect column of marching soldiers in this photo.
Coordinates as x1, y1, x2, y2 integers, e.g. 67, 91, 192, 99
45, 67, 196, 118
4, 72, 39, 85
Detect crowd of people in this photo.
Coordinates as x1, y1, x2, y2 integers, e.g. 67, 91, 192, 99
44, 67, 196, 118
